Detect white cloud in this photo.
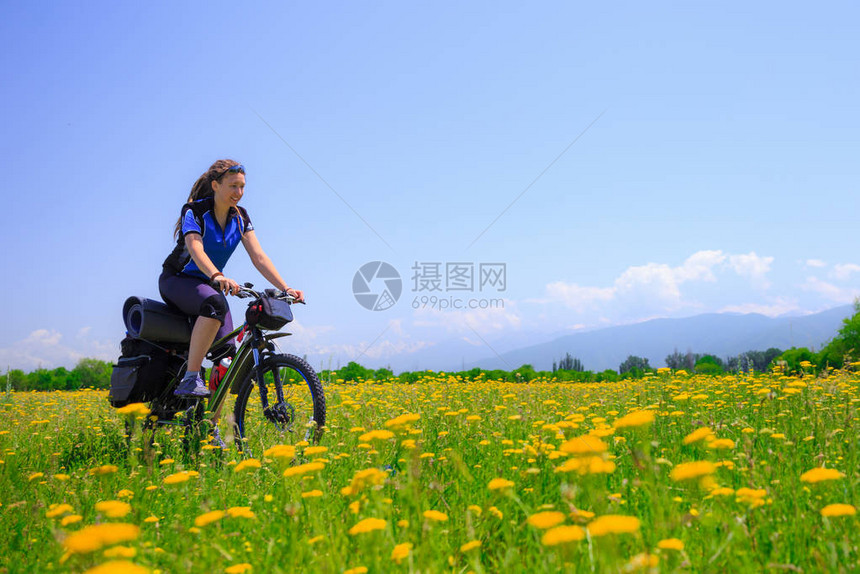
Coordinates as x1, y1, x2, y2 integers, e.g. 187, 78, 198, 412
544, 282, 614, 312
24, 329, 63, 346
805, 259, 827, 268
801, 277, 858, 303
728, 252, 774, 289
832, 263, 860, 281
545, 249, 770, 315
719, 297, 800, 317
282, 320, 336, 341
0, 329, 116, 371
675, 250, 727, 282
308, 339, 431, 363
413, 302, 520, 335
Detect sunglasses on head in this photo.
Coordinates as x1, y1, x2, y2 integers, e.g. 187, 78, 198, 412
215, 164, 245, 179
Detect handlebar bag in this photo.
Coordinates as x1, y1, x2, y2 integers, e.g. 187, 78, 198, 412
246, 295, 293, 330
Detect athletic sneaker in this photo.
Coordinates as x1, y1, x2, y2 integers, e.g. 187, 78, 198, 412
173, 373, 211, 398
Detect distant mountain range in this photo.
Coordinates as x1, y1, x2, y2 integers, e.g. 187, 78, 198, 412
461, 305, 854, 372
372, 305, 854, 373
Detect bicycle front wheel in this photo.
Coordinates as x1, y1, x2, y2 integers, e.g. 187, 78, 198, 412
232, 354, 326, 450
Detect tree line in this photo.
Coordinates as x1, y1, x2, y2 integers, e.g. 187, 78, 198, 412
7, 303, 860, 390
4, 358, 113, 392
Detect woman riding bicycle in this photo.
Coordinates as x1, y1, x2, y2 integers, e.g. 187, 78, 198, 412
160, 159, 304, 398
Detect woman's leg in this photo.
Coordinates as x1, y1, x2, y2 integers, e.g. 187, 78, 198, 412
159, 271, 234, 393
188, 316, 221, 372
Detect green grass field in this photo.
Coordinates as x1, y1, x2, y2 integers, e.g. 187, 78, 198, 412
1, 369, 858, 573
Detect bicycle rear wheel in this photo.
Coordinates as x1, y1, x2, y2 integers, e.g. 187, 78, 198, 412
232, 354, 326, 451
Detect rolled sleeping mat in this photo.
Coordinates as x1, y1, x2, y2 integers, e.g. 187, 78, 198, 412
122, 296, 193, 344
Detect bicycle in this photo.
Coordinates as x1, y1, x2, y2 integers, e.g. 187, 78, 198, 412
121, 283, 326, 454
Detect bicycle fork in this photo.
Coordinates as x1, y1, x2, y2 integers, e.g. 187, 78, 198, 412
252, 347, 293, 431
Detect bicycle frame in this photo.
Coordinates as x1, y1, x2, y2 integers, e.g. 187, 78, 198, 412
203, 323, 291, 415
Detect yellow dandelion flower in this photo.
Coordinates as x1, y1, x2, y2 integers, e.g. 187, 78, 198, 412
559, 435, 608, 456
263, 445, 296, 459
682, 427, 713, 445
226, 507, 256, 519
103, 546, 137, 558
657, 538, 684, 550
587, 515, 641, 537
467, 505, 482, 516
342, 467, 387, 496
83, 560, 149, 574
302, 490, 323, 499
735, 488, 766, 501
283, 462, 325, 478
669, 461, 716, 482
46, 503, 75, 518
144, 516, 159, 523
53, 473, 70, 481
570, 509, 595, 523
116, 402, 151, 417
527, 511, 566, 530
391, 542, 412, 564
95, 500, 132, 518
820, 504, 856, 517
344, 568, 368, 574
307, 535, 324, 545
800, 468, 844, 483
303, 446, 328, 456
625, 553, 659, 571
384, 413, 421, 429
63, 523, 140, 554
358, 429, 395, 442
554, 455, 616, 475
487, 478, 514, 491
397, 519, 409, 528
541, 525, 586, 546
233, 459, 262, 472
89, 465, 119, 476
28, 472, 44, 481
194, 510, 225, 527
116, 489, 134, 499
614, 410, 655, 429
710, 487, 735, 497
423, 510, 449, 522
163, 471, 194, 485
460, 540, 482, 552
707, 438, 735, 450
61, 514, 83, 526
489, 506, 503, 519
348, 518, 387, 535
225, 564, 253, 574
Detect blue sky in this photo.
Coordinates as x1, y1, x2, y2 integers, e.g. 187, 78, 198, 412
2, 1, 859, 372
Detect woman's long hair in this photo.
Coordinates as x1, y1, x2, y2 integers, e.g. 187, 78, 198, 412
173, 159, 242, 239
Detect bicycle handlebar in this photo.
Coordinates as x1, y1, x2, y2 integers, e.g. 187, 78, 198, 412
209, 280, 304, 304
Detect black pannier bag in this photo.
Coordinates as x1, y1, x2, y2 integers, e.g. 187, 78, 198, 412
245, 293, 293, 331
109, 337, 178, 407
